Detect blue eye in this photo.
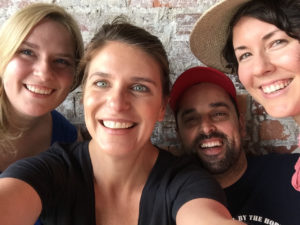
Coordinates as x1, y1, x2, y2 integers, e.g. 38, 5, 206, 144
238, 52, 251, 62
273, 40, 282, 45
271, 39, 287, 48
55, 58, 71, 66
20, 49, 33, 56
132, 84, 148, 92
96, 81, 108, 88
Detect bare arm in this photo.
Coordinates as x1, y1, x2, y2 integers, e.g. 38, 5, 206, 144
176, 198, 246, 225
0, 178, 42, 225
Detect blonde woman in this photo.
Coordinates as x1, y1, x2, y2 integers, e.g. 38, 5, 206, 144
0, 3, 84, 172
0, 4, 83, 224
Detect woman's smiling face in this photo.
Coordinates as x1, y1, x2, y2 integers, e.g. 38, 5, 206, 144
233, 16, 300, 121
3, 19, 75, 117
83, 41, 166, 156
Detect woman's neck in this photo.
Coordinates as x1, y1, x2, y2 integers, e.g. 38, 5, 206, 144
89, 140, 158, 191
91, 141, 159, 225
6, 103, 49, 131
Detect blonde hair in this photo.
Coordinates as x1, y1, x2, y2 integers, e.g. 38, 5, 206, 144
0, 3, 84, 150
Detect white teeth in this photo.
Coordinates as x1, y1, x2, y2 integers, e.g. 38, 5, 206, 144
103, 121, 133, 129
201, 141, 222, 148
262, 80, 291, 94
26, 85, 52, 95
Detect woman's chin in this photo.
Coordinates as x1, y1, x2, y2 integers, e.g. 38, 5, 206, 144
265, 105, 299, 119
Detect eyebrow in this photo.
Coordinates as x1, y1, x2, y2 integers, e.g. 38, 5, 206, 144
88, 72, 110, 80
179, 108, 196, 118
22, 41, 38, 49
262, 29, 281, 41
234, 29, 281, 52
21, 41, 74, 58
210, 101, 230, 109
88, 72, 158, 86
131, 77, 157, 86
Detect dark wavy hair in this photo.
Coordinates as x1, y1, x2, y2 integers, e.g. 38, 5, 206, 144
223, 0, 300, 74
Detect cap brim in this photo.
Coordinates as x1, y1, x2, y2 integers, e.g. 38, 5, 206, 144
169, 66, 236, 112
190, 0, 250, 74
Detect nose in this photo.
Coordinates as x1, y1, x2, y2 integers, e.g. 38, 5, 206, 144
33, 58, 53, 81
107, 87, 130, 112
199, 117, 216, 135
252, 52, 275, 77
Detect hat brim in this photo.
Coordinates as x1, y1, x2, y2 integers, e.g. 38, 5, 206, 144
190, 0, 250, 74
169, 66, 236, 112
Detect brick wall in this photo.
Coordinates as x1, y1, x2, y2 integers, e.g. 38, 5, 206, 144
1, 0, 298, 154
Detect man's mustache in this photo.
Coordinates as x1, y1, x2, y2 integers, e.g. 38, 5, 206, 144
194, 131, 227, 144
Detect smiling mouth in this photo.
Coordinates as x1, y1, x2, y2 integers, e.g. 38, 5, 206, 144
261, 79, 292, 94
25, 84, 53, 95
200, 140, 222, 149
102, 120, 135, 129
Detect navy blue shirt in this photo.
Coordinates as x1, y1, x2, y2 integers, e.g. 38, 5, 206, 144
225, 153, 300, 225
50, 110, 77, 144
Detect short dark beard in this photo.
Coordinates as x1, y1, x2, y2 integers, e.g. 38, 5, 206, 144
187, 131, 241, 174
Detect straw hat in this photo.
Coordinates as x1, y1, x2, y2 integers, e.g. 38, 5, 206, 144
190, 0, 250, 74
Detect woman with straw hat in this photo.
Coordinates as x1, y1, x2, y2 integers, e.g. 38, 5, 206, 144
190, 0, 300, 192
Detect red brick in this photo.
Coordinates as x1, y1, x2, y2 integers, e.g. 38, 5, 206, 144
252, 100, 267, 116
259, 120, 288, 141
80, 24, 89, 32
153, 0, 198, 8
237, 94, 249, 118
0, 0, 11, 7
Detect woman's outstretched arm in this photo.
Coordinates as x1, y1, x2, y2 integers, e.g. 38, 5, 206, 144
0, 178, 42, 225
177, 198, 246, 225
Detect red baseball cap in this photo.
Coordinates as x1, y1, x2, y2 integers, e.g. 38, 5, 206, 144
169, 66, 237, 112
